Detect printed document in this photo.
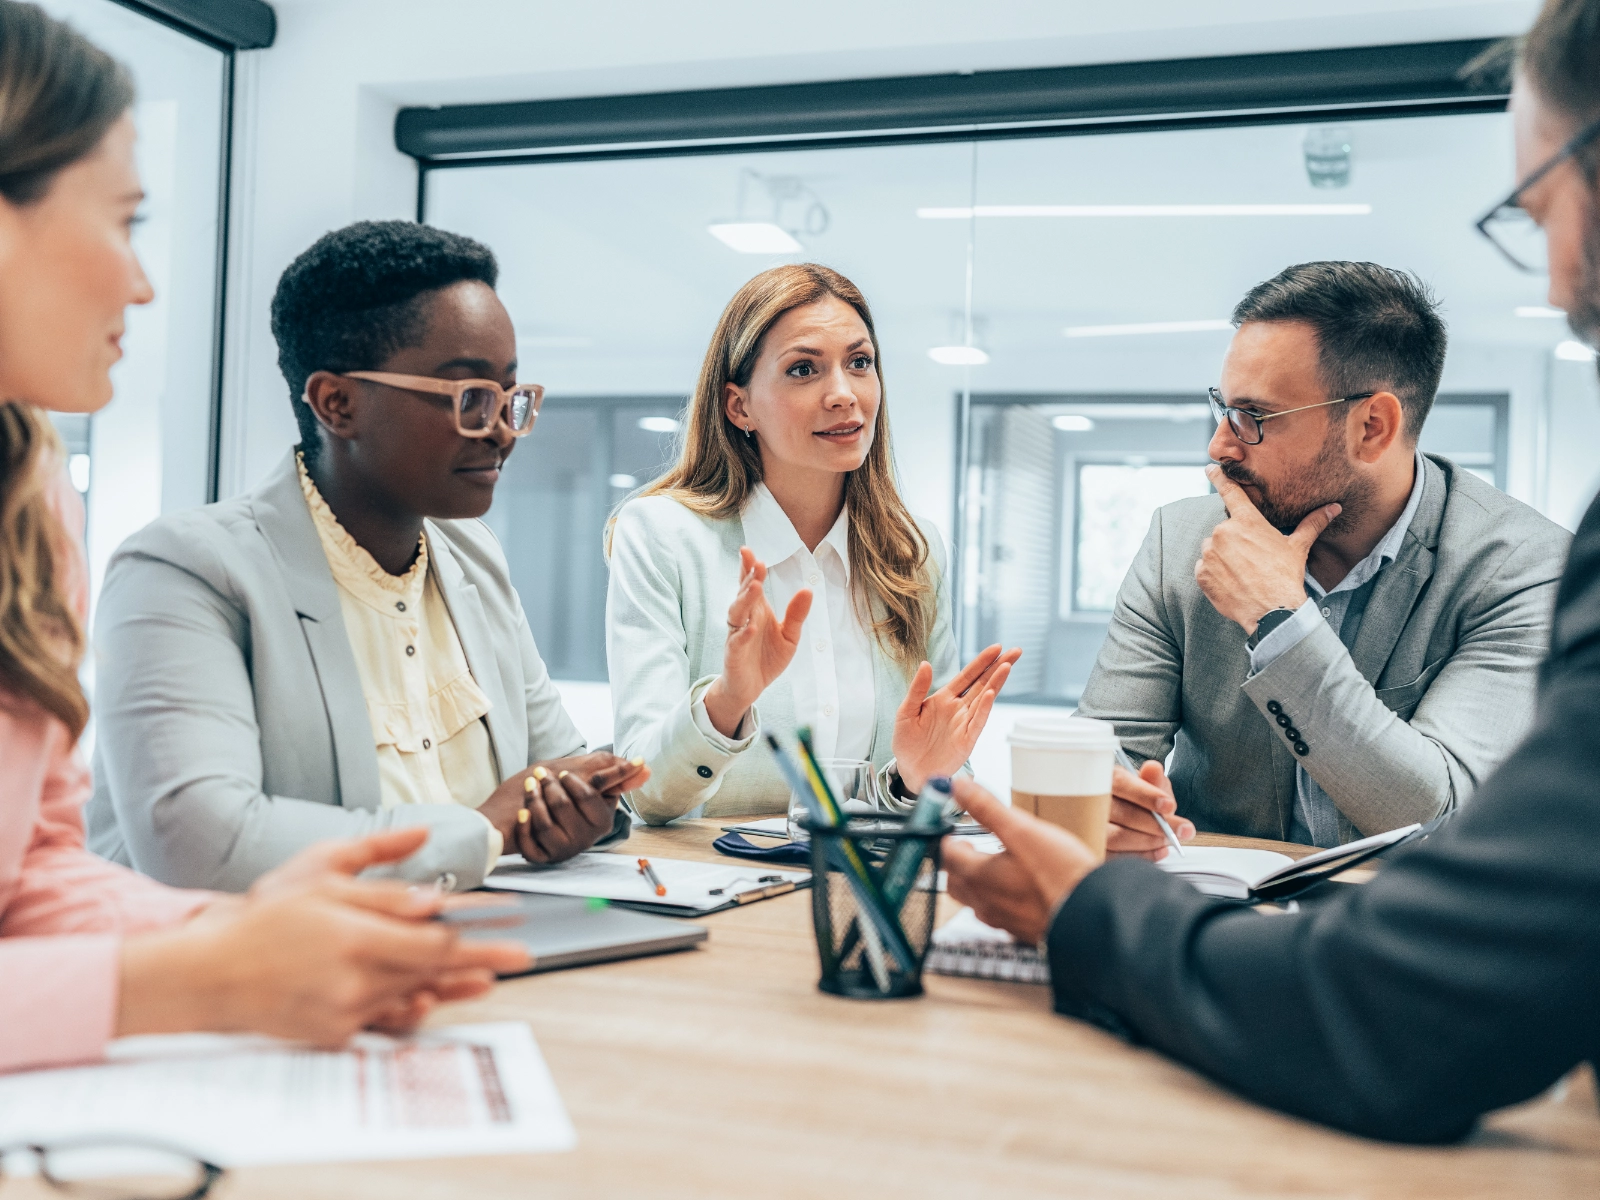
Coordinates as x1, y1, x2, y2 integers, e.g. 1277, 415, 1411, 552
0, 1022, 574, 1170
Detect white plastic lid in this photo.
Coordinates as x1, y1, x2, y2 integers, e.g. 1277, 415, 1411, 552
1006, 714, 1119, 751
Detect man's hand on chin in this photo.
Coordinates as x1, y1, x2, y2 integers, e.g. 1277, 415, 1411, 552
1195, 464, 1336, 634
942, 779, 1101, 945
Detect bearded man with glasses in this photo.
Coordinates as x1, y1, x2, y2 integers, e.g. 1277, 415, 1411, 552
942, 0, 1600, 1143
1076, 261, 1568, 852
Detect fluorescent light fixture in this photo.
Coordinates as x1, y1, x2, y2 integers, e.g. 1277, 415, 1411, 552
638, 416, 680, 434
1515, 305, 1566, 319
917, 204, 1372, 219
1051, 415, 1095, 432
609, 473, 639, 489
707, 222, 802, 253
520, 334, 593, 348
927, 345, 990, 366
1555, 340, 1597, 361
1064, 319, 1232, 338
67, 453, 90, 493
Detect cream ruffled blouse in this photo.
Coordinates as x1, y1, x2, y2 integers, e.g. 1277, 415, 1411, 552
297, 456, 501, 840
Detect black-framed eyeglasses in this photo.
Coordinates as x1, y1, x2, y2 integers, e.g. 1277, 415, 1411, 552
0, 1139, 224, 1200
1207, 387, 1375, 446
1475, 114, 1600, 274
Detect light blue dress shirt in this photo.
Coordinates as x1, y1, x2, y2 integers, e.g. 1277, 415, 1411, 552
1245, 451, 1427, 847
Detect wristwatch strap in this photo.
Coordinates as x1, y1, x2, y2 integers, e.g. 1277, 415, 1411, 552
1247, 606, 1298, 650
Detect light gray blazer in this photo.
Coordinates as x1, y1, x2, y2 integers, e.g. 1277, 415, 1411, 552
605, 495, 960, 823
1076, 454, 1570, 843
85, 451, 602, 892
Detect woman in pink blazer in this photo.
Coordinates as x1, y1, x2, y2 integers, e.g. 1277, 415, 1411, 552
0, 1, 526, 1074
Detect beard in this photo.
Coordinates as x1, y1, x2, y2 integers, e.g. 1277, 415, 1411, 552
1219, 418, 1375, 537
1567, 205, 1600, 356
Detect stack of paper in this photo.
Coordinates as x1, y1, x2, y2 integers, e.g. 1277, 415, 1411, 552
0, 1022, 573, 1172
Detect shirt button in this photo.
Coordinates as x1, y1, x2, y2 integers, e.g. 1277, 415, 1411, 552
396, 601, 407, 612
823, 704, 835, 717
696, 765, 713, 779
422, 738, 431, 750
406, 645, 416, 656
815, 640, 828, 653
1321, 607, 1331, 617
808, 573, 820, 584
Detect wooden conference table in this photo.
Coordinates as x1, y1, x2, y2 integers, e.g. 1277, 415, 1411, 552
185, 824, 1600, 1197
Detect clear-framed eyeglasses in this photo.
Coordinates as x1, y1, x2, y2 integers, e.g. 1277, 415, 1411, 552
340, 371, 544, 438
1475, 114, 1600, 274
0, 1139, 223, 1200
1207, 387, 1374, 445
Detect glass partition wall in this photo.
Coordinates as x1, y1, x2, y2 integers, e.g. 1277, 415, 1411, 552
36, 0, 230, 606
426, 107, 1560, 700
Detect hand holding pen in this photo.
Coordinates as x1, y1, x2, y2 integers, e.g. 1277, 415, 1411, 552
1109, 746, 1193, 861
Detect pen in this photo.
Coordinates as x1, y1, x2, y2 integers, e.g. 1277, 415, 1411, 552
1114, 744, 1185, 858
637, 857, 666, 897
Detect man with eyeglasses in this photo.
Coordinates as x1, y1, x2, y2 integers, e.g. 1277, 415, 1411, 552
942, 0, 1600, 1142
86, 221, 646, 891
1076, 262, 1567, 853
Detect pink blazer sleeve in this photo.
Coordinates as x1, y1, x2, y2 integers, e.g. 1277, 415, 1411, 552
0, 468, 213, 1073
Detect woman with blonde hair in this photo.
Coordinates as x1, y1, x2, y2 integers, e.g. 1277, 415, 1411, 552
0, 0, 524, 1073
606, 264, 1019, 822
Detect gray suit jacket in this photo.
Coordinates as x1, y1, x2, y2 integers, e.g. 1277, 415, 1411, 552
86, 452, 605, 891
1076, 454, 1570, 842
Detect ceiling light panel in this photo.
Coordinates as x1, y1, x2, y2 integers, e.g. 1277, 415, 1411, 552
707, 222, 802, 253
917, 204, 1372, 219
927, 346, 990, 366
1064, 319, 1232, 338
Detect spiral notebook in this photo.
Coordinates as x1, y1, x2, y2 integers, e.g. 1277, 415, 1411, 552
925, 907, 1050, 984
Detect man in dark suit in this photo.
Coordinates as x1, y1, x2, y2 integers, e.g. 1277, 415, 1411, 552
942, 0, 1600, 1144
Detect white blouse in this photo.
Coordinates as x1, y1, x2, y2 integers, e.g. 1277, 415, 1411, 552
733, 483, 876, 762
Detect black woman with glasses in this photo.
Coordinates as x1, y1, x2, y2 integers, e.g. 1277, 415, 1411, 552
1073, 260, 1568, 853
85, 221, 649, 892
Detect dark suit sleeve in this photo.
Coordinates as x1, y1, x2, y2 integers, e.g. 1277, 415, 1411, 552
1046, 516, 1600, 1142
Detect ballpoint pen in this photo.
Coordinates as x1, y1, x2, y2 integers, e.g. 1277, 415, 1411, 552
1114, 744, 1185, 858
637, 857, 667, 897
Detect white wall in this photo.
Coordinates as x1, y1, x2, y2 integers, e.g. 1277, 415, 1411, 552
217, 0, 1546, 499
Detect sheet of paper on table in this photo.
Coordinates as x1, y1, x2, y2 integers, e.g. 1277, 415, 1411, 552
0, 1022, 574, 1172
487, 851, 809, 913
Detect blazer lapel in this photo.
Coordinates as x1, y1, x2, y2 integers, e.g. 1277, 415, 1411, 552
250, 453, 383, 811
1347, 456, 1444, 685
427, 527, 517, 779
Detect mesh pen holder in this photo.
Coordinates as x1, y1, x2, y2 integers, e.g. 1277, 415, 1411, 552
802, 814, 952, 1000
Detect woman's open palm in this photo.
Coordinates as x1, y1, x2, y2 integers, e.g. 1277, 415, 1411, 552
892, 643, 1022, 794
705, 547, 812, 736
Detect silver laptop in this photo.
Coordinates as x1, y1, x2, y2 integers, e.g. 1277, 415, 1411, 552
453, 892, 707, 975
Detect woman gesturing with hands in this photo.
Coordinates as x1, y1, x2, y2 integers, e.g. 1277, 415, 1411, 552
607, 264, 1019, 822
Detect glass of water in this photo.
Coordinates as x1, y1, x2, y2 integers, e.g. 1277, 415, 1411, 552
787, 757, 882, 842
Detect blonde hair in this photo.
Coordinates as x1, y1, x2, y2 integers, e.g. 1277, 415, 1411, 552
611, 263, 934, 665
0, 404, 86, 735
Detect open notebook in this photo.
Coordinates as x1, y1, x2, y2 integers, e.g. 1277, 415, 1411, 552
1157, 823, 1422, 900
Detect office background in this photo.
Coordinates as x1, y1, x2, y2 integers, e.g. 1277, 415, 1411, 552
57, 0, 1594, 763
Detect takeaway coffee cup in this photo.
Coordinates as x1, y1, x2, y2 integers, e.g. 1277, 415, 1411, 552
1006, 715, 1118, 860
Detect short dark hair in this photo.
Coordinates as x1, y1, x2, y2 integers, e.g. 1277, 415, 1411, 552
1522, 0, 1600, 129
1231, 262, 1448, 442
270, 220, 498, 460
